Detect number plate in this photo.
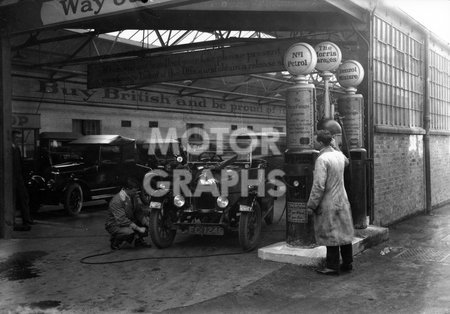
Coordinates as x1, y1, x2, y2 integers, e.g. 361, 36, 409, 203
149, 201, 162, 209
239, 204, 252, 212
188, 225, 224, 235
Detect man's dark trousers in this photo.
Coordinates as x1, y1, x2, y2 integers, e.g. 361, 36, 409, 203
326, 244, 353, 270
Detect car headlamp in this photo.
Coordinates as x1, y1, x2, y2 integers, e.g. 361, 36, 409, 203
174, 195, 185, 207
176, 156, 183, 163
293, 180, 300, 187
216, 196, 229, 208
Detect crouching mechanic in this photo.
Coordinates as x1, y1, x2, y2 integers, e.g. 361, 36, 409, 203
105, 178, 152, 250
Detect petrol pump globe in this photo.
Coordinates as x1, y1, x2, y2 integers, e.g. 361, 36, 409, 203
283, 42, 317, 77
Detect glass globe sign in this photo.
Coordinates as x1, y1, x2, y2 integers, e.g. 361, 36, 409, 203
283, 43, 317, 81
337, 60, 365, 94
314, 41, 342, 72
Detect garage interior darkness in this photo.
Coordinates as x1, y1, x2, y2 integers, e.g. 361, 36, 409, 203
0, 0, 372, 238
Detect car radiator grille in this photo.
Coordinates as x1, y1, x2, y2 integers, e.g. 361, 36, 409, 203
193, 194, 216, 210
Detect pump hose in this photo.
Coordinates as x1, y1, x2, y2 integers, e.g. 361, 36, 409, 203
80, 249, 251, 265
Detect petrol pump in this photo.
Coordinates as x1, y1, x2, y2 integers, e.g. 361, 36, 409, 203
283, 43, 318, 247
336, 60, 368, 229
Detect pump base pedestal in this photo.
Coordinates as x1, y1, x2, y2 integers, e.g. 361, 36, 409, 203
258, 225, 389, 266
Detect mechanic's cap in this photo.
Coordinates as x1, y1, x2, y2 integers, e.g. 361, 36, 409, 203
323, 119, 342, 135
123, 177, 139, 190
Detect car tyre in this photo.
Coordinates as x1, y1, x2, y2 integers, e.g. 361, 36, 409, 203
149, 206, 176, 248
239, 201, 262, 251
64, 183, 83, 216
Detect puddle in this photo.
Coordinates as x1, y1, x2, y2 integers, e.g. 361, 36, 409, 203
0, 251, 47, 281
29, 300, 61, 309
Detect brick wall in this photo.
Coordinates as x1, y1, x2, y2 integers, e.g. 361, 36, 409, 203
429, 135, 450, 207
373, 134, 425, 226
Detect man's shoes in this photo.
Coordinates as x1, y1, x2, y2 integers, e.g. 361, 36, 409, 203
134, 238, 152, 248
14, 224, 31, 231
340, 264, 353, 273
110, 239, 122, 250
315, 267, 339, 276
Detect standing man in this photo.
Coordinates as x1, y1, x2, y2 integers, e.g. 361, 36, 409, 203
105, 178, 151, 250
307, 129, 354, 275
12, 130, 33, 231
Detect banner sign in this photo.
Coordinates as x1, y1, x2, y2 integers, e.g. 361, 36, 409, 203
87, 39, 298, 89
13, 77, 286, 119
41, 0, 194, 25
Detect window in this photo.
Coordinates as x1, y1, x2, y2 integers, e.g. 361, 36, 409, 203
186, 123, 204, 142
231, 125, 238, 130
121, 120, 131, 127
373, 16, 424, 128
149, 121, 158, 128
122, 143, 136, 162
100, 146, 121, 164
73, 119, 101, 135
13, 129, 36, 159
247, 125, 253, 130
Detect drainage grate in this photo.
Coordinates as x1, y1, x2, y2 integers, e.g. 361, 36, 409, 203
394, 247, 450, 263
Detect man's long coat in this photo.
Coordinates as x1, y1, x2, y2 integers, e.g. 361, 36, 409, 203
307, 146, 354, 246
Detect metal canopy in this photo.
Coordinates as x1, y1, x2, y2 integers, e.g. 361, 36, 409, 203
4, 0, 370, 104
3, 0, 368, 35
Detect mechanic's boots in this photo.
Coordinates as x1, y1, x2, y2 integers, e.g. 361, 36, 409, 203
134, 237, 152, 248
110, 238, 122, 250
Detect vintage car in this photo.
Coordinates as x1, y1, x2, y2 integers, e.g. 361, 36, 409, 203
22, 132, 81, 182
28, 135, 150, 216
136, 138, 187, 171
233, 131, 286, 173
142, 140, 277, 251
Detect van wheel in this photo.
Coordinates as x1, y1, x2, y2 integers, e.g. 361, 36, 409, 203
64, 183, 83, 216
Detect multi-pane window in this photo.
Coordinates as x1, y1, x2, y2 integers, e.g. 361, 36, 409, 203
429, 47, 450, 131
72, 119, 101, 135
121, 120, 131, 127
373, 16, 424, 128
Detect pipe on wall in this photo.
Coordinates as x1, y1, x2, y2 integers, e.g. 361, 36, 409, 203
423, 33, 432, 214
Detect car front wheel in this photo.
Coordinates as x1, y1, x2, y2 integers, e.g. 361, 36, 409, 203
239, 202, 262, 251
149, 206, 176, 248
64, 183, 83, 216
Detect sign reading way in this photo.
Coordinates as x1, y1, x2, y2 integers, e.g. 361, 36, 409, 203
87, 39, 298, 89
41, 0, 192, 25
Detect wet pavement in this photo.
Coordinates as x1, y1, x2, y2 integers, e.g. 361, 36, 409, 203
1, 198, 449, 313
